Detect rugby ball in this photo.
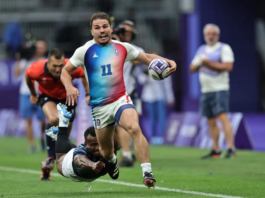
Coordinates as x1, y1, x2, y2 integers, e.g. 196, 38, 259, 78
148, 58, 169, 81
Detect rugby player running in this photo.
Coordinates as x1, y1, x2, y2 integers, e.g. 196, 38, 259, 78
61, 12, 176, 188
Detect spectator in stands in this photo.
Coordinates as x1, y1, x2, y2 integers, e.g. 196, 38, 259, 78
14, 40, 47, 153
2, 22, 23, 58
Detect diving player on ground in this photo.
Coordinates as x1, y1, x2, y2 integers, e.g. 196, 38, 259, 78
46, 103, 120, 182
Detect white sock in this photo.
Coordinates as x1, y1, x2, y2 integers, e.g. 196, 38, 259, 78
59, 118, 69, 127
141, 163, 152, 176
108, 154, 117, 164
122, 151, 133, 161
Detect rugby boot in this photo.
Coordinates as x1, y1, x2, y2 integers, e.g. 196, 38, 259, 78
40, 157, 54, 181
143, 172, 156, 189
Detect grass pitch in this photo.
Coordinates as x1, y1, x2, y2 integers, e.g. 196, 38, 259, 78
0, 137, 264, 198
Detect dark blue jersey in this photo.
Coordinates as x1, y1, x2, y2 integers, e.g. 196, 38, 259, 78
72, 144, 108, 179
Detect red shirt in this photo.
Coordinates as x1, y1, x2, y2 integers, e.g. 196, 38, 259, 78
26, 59, 84, 100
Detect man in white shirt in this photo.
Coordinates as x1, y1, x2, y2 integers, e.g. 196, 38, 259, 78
190, 24, 236, 159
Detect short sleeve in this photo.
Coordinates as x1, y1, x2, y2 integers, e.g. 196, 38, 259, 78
137, 47, 145, 53
122, 42, 140, 62
221, 44, 234, 63
71, 67, 84, 79
73, 145, 87, 157
70, 46, 86, 68
25, 64, 37, 80
191, 45, 204, 66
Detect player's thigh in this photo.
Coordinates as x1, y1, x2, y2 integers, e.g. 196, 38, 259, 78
118, 108, 139, 131
95, 125, 115, 151
115, 124, 130, 143
91, 103, 116, 129
42, 101, 58, 125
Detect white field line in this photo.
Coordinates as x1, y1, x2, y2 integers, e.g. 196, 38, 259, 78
0, 166, 244, 198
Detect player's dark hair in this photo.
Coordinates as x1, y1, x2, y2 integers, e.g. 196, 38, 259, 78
84, 126, 96, 139
48, 48, 65, 60
90, 12, 111, 27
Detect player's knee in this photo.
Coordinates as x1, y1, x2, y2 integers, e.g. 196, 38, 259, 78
47, 116, 59, 126
127, 122, 140, 138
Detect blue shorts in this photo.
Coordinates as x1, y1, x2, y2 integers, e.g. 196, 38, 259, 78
19, 94, 46, 119
200, 91, 229, 118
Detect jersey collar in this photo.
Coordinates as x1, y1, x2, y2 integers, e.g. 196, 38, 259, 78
44, 62, 49, 74
44, 62, 58, 82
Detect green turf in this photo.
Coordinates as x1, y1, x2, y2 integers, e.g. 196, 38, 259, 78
0, 137, 264, 198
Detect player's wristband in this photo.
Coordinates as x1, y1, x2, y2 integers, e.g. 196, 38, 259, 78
86, 93, 90, 96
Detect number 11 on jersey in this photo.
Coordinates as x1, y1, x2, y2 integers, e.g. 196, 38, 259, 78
101, 64, 112, 76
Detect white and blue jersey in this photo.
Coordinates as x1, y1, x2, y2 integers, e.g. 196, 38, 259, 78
191, 42, 234, 93
70, 40, 139, 108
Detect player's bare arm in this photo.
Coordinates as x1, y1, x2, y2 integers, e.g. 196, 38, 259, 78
61, 62, 79, 106
25, 73, 38, 105
202, 59, 233, 72
74, 154, 105, 173
135, 52, 177, 77
81, 75, 90, 105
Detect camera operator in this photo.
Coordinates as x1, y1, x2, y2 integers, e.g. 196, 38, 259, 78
14, 40, 47, 153
111, 28, 121, 41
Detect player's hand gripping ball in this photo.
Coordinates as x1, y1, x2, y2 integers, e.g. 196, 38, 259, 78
148, 58, 169, 81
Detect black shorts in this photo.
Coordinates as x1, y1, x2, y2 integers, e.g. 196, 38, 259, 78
38, 94, 76, 122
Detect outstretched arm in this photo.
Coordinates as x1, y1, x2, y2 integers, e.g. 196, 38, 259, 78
74, 154, 105, 173
61, 62, 80, 106
134, 52, 177, 77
